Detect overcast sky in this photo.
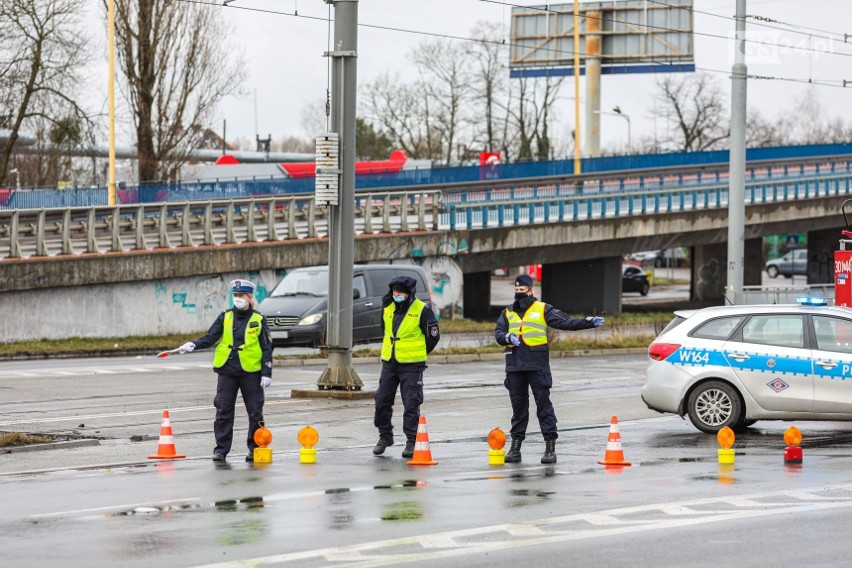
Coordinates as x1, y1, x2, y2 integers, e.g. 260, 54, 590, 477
85, 0, 852, 154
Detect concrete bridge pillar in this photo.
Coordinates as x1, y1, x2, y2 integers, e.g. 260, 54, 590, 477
806, 228, 838, 284
463, 271, 492, 320
691, 239, 762, 303
541, 257, 622, 314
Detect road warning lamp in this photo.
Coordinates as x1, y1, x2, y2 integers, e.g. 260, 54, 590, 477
717, 426, 736, 465
487, 428, 506, 466
784, 426, 803, 465
253, 422, 273, 464
298, 426, 319, 464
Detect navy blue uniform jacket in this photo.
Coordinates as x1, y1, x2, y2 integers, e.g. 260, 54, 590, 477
494, 295, 595, 372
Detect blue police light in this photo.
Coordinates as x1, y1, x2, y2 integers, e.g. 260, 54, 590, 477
796, 296, 827, 306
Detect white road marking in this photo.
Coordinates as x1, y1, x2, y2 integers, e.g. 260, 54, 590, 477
194, 483, 852, 568
0, 399, 299, 427
30, 497, 201, 519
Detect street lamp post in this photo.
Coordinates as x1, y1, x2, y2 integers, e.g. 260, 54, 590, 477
594, 106, 631, 152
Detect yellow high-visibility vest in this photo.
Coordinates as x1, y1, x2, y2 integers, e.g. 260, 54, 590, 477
213, 310, 264, 372
505, 301, 548, 346
381, 299, 427, 363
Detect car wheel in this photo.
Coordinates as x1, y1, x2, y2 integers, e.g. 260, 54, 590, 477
686, 380, 743, 434
640, 282, 649, 296
766, 265, 779, 278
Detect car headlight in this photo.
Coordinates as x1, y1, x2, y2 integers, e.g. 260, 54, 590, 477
298, 313, 323, 326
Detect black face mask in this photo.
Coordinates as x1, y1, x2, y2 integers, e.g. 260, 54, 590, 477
514, 292, 529, 300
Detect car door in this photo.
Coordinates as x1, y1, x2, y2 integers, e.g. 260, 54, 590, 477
722, 314, 813, 412
350, 273, 373, 341
810, 314, 852, 413
365, 268, 396, 340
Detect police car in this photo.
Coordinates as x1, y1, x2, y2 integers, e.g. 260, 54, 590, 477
641, 297, 852, 433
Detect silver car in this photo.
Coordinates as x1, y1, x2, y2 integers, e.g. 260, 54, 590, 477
641, 298, 852, 433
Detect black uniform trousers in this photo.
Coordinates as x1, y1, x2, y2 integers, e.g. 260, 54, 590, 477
374, 360, 424, 443
213, 372, 265, 455
504, 369, 558, 441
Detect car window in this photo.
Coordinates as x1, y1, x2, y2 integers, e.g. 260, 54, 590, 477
623, 266, 641, 276
813, 316, 852, 353
660, 316, 688, 335
353, 274, 367, 299
270, 269, 328, 297
691, 316, 745, 340
742, 315, 804, 349
366, 269, 395, 296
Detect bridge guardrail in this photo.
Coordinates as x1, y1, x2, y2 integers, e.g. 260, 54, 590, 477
440, 171, 852, 230
0, 190, 441, 260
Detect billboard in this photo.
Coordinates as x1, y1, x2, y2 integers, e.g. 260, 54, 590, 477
510, 0, 695, 77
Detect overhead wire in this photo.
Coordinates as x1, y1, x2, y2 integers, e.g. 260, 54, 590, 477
173, 0, 850, 89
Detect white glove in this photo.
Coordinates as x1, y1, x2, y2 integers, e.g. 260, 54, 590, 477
507, 333, 521, 346
178, 341, 195, 353
260, 376, 272, 390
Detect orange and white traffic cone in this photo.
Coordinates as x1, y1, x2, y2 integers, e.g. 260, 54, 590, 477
148, 410, 186, 460
597, 415, 631, 467
406, 415, 438, 466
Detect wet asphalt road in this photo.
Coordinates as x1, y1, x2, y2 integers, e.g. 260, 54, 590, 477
4, 353, 852, 567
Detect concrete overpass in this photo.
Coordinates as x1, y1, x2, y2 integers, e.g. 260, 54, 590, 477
0, 180, 846, 341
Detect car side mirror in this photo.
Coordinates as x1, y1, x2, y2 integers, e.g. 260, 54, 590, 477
353, 289, 361, 300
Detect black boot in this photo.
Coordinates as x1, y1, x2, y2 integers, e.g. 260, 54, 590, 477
373, 438, 393, 456
541, 439, 557, 464
505, 437, 523, 463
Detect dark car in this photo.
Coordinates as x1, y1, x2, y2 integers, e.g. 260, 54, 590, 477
622, 264, 650, 296
257, 264, 431, 347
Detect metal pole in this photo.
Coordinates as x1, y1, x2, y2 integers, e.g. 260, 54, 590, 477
585, 10, 602, 157
107, 0, 116, 206
573, 0, 581, 175
726, 0, 747, 305
317, 0, 362, 391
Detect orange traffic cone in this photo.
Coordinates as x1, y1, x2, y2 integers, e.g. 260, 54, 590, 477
148, 410, 186, 460
597, 416, 631, 467
406, 415, 438, 466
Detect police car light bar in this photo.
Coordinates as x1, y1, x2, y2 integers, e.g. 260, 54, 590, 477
796, 296, 828, 306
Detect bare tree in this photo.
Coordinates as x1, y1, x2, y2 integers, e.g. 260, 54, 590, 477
783, 89, 852, 145
466, 21, 508, 154
506, 76, 563, 161
109, 0, 245, 182
0, 0, 89, 186
655, 73, 728, 152
410, 39, 471, 165
361, 72, 441, 160
746, 108, 788, 148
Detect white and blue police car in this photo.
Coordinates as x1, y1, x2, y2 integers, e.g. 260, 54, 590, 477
641, 297, 852, 433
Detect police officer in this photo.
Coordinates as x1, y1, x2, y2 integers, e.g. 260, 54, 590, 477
177, 279, 273, 462
495, 274, 604, 464
373, 276, 440, 458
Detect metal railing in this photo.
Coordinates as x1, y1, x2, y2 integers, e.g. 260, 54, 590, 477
0, 190, 441, 259
1, 168, 850, 260
742, 284, 834, 304
440, 171, 852, 230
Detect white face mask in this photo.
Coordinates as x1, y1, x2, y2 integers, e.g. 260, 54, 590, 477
233, 296, 249, 310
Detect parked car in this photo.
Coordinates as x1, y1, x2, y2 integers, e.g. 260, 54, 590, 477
765, 249, 808, 278
622, 265, 650, 296
641, 298, 852, 433
257, 264, 430, 347
628, 248, 688, 268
